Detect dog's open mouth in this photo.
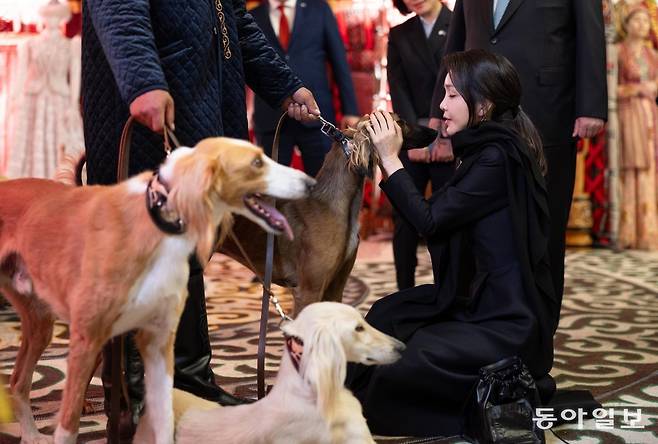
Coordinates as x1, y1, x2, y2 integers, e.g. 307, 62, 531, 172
244, 194, 294, 240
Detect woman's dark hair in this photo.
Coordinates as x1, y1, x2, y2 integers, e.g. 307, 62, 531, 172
393, 0, 412, 15
442, 49, 547, 175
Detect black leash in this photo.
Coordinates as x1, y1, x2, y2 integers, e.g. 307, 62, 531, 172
256, 112, 288, 399
251, 113, 350, 399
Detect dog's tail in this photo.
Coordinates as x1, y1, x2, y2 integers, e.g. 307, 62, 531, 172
54, 153, 86, 186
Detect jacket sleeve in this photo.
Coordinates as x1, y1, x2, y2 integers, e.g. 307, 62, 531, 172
387, 30, 417, 123
430, 0, 466, 119
322, 2, 359, 116
573, 0, 608, 121
380, 146, 508, 237
85, 0, 168, 105
234, 0, 303, 108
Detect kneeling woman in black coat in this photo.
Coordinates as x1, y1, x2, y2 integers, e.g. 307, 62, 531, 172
347, 50, 559, 437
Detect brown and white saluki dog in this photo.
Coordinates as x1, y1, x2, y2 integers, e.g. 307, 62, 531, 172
220, 115, 437, 314
173, 302, 405, 444
0, 137, 315, 444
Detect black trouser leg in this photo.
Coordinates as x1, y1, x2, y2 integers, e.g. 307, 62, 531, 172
296, 124, 332, 178
173, 256, 246, 405
543, 142, 577, 306
102, 332, 144, 443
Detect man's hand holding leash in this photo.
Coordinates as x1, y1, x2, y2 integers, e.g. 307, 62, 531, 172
283, 87, 322, 123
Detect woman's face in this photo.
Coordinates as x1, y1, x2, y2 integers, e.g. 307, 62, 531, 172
626, 10, 651, 40
402, 0, 440, 17
439, 73, 470, 136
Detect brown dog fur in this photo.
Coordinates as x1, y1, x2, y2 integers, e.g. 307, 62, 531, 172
220, 116, 437, 314
0, 138, 314, 444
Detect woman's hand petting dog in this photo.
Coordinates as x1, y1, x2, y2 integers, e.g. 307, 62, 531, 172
366, 111, 404, 176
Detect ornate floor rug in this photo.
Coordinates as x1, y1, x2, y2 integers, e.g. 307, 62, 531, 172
0, 249, 657, 443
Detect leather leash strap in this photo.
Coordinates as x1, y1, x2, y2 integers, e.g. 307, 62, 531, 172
108, 116, 136, 444
108, 118, 178, 444
256, 112, 288, 399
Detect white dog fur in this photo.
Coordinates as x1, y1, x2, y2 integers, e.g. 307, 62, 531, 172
174, 302, 405, 444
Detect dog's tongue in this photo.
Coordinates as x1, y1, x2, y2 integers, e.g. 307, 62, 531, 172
253, 196, 294, 240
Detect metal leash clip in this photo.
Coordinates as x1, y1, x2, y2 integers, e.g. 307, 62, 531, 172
319, 116, 347, 144
269, 293, 293, 324
318, 116, 350, 157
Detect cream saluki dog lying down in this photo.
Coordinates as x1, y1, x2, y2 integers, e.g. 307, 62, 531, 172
174, 302, 405, 444
0, 137, 315, 444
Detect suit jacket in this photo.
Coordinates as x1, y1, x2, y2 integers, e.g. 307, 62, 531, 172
387, 7, 451, 123
82, 0, 302, 185
251, 0, 358, 132
430, 0, 607, 147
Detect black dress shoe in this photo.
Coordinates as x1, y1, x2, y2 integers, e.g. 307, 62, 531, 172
102, 332, 144, 443
174, 257, 255, 407
210, 386, 255, 406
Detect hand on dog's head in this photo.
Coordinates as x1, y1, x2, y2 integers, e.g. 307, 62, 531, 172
342, 114, 438, 176
344, 113, 438, 150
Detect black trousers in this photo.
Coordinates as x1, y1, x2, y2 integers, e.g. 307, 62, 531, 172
543, 142, 577, 305
256, 121, 332, 177
393, 152, 455, 290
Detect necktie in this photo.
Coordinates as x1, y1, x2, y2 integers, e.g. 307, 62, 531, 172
278, 2, 290, 51
493, 0, 510, 28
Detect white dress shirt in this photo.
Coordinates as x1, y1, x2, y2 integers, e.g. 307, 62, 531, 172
269, 0, 297, 36
419, 15, 437, 38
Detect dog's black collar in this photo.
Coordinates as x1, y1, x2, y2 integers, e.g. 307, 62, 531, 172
146, 172, 186, 235
319, 117, 352, 157
320, 116, 349, 150
319, 117, 369, 177
284, 334, 304, 372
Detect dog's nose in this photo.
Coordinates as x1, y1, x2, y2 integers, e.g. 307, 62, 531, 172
395, 342, 406, 353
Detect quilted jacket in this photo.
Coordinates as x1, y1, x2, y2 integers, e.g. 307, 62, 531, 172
82, 0, 303, 185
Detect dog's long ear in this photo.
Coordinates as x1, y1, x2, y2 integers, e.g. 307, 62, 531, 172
169, 153, 220, 264
396, 118, 439, 150
302, 324, 346, 422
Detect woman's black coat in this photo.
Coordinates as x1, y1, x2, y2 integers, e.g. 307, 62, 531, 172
347, 122, 558, 437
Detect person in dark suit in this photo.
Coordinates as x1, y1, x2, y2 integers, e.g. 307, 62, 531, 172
250, 0, 360, 177
82, 0, 320, 440
429, 0, 607, 308
388, 0, 455, 290
347, 50, 557, 437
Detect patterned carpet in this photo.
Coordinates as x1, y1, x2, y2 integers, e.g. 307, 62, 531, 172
0, 248, 657, 443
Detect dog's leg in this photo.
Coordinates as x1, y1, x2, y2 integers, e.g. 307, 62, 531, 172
133, 303, 181, 444
54, 329, 103, 444
2, 288, 55, 444
294, 240, 350, 314
322, 251, 358, 304
294, 268, 332, 316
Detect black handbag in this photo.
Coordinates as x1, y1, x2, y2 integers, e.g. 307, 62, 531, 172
463, 356, 546, 444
